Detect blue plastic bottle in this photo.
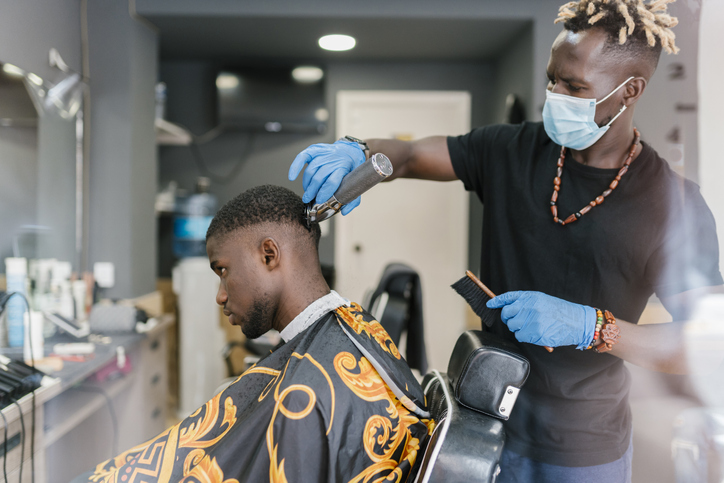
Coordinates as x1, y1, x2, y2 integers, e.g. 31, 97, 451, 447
4, 257, 27, 347
173, 177, 218, 258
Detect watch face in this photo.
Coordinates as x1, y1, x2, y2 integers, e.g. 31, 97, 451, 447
344, 135, 367, 147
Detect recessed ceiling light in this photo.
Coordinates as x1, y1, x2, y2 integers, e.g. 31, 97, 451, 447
318, 34, 356, 52
292, 66, 324, 83
216, 73, 240, 90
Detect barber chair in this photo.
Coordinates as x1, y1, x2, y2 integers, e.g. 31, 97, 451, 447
414, 330, 530, 483
368, 262, 428, 374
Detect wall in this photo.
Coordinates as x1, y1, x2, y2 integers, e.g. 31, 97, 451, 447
0, 1, 160, 299
698, 0, 724, 270
0, 125, 37, 264
0, 0, 81, 81
0, 0, 81, 272
466, 25, 535, 277
491, 25, 534, 124
88, 0, 159, 298
634, 1, 702, 182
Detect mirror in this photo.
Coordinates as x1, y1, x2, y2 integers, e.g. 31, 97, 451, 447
0, 60, 85, 271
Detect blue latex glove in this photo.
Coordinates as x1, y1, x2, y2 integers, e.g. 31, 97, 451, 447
486, 291, 596, 350
288, 139, 366, 215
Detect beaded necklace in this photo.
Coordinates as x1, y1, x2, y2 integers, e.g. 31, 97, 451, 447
550, 128, 641, 226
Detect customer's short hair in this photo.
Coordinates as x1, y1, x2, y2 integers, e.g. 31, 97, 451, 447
206, 185, 321, 248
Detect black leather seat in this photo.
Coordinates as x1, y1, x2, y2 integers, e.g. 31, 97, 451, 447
414, 330, 530, 482
368, 262, 428, 374
415, 371, 505, 482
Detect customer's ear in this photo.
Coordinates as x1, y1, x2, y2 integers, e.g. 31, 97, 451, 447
260, 237, 280, 270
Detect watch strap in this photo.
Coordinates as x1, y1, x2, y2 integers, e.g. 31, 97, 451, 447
341, 135, 369, 159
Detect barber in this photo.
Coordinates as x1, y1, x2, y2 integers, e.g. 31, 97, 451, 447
288, 1, 723, 482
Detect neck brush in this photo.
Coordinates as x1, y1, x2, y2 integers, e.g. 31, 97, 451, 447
451, 270, 500, 329
451, 270, 554, 353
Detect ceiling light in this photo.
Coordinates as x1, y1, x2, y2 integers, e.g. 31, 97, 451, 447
314, 108, 329, 122
216, 73, 240, 90
292, 66, 324, 83
318, 34, 356, 52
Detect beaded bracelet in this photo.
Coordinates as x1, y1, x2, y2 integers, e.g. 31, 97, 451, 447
586, 309, 604, 350
593, 310, 621, 353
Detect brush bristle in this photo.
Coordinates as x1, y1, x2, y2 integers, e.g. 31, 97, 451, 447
451, 276, 501, 328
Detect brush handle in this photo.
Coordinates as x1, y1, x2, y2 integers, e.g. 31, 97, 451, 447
466, 270, 554, 353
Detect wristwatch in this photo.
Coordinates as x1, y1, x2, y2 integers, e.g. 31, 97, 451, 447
341, 135, 369, 160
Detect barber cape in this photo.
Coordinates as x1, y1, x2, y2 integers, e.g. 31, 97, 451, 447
84, 303, 432, 483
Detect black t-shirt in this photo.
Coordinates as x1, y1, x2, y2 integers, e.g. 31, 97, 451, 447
447, 122, 723, 467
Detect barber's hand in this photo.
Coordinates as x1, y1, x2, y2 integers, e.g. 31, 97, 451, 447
288, 139, 366, 215
487, 291, 596, 350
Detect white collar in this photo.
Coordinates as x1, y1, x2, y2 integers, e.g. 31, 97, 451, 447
279, 290, 350, 342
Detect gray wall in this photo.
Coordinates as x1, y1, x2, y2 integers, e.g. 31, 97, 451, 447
467, 24, 535, 277
0, 0, 81, 81
0, 0, 81, 272
88, 0, 159, 298
0, 0, 161, 301
491, 26, 534, 124
158, 60, 496, 270
0, 125, 38, 263
36, 111, 78, 265
633, 1, 700, 182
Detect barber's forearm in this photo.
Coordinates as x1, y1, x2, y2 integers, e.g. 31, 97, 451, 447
367, 136, 457, 181
609, 319, 689, 374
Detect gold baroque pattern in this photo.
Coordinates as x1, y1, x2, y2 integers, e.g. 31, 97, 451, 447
334, 352, 424, 483
266, 352, 336, 483
336, 303, 401, 359
89, 365, 283, 482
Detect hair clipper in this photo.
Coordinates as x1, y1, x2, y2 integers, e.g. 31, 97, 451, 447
306, 152, 393, 226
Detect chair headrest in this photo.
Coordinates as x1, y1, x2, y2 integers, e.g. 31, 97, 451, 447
446, 330, 530, 420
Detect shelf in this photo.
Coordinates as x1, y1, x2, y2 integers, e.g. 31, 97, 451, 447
43, 374, 135, 447
0, 376, 61, 424
155, 118, 192, 146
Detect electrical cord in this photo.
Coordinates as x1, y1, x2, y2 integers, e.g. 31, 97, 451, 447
187, 131, 256, 185
0, 408, 9, 483
161, 120, 256, 185
0, 292, 37, 483
73, 385, 119, 457
10, 398, 25, 483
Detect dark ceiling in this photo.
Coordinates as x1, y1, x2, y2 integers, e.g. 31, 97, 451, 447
146, 16, 531, 64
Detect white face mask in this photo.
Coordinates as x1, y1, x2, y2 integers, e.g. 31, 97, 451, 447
542, 76, 634, 150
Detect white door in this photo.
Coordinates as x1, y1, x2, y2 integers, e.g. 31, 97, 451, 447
335, 90, 470, 372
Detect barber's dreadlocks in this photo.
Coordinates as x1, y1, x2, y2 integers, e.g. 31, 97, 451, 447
556, 0, 679, 58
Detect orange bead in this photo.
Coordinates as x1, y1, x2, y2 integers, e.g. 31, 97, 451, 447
580, 205, 591, 215
551, 191, 558, 202
564, 214, 577, 224
554, 177, 561, 186
609, 179, 619, 189
551, 205, 558, 217
595, 196, 604, 204
602, 189, 612, 197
